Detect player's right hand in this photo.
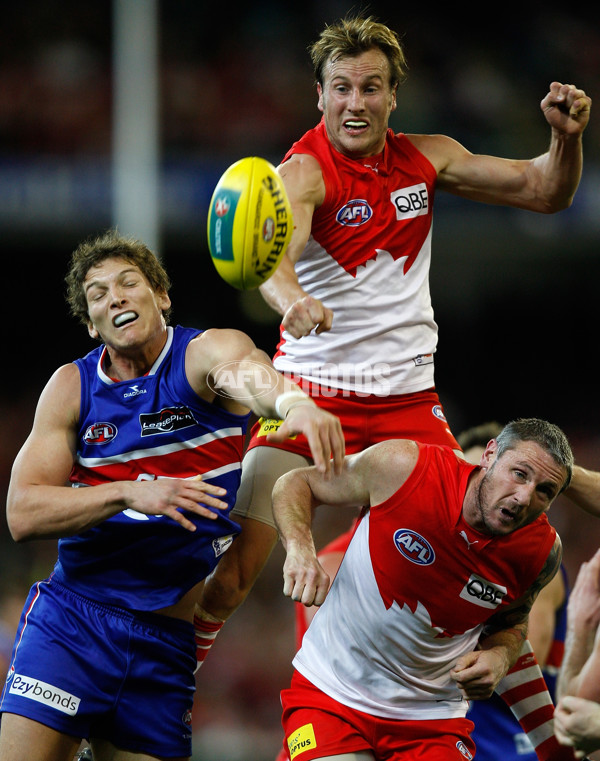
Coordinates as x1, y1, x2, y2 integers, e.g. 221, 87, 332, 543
282, 295, 333, 338
282, 547, 331, 607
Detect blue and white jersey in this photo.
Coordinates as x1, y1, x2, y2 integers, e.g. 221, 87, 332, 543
53, 325, 250, 611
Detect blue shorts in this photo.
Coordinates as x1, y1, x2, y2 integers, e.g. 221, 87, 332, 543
0, 577, 196, 756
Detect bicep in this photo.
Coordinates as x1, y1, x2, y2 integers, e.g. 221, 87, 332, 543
278, 155, 325, 265
527, 568, 565, 666
306, 439, 418, 509
410, 133, 532, 206
9, 365, 80, 492
485, 536, 563, 634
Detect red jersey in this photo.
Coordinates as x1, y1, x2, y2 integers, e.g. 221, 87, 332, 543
274, 118, 439, 395
293, 443, 557, 720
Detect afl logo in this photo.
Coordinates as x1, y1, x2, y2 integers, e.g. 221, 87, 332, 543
336, 199, 373, 226
394, 529, 435, 566
214, 196, 230, 217
262, 216, 275, 243
83, 422, 117, 445
432, 404, 447, 422
456, 741, 473, 760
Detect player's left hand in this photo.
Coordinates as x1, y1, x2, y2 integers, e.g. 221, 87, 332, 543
541, 82, 592, 135
450, 649, 508, 699
267, 403, 345, 475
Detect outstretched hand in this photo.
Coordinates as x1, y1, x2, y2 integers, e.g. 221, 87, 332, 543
267, 402, 345, 475
124, 475, 228, 532
541, 82, 592, 135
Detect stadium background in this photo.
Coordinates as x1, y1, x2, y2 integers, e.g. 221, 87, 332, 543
0, 3, 598, 759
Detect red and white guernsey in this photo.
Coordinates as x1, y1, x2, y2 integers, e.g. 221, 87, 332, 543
293, 443, 556, 720
274, 118, 438, 396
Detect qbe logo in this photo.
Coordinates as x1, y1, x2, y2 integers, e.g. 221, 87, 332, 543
460, 573, 507, 609
10, 674, 80, 715
394, 529, 435, 566
390, 182, 429, 220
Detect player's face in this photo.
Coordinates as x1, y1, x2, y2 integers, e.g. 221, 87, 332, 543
84, 257, 170, 353
317, 48, 397, 158
466, 440, 566, 536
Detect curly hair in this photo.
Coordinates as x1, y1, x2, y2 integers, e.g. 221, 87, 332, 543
65, 229, 172, 327
309, 15, 408, 88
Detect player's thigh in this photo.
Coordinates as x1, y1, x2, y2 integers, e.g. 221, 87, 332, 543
232, 446, 311, 526
0, 712, 81, 761
92, 737, 189, 761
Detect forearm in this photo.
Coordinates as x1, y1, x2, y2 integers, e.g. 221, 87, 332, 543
252, 379, 315, 422
259, 255, 305, 316
531, 132, 583, 212
479, 621, 529, 676
272, 470, 316, 553
565, 465, 600, 517
558, 627, 600, 701
7, 481, 127, 541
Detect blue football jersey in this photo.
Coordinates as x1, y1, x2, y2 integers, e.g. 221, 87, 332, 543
53, 325, 250, 610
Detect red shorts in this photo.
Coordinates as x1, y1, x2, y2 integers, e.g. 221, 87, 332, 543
280, 671, 475, 761
247, 388, 460, 458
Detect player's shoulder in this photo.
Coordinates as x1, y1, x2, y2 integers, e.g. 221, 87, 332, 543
279, 152, 324, 186
189, 327, 255, 357
405, 133, 467, 171
354, 439, 420, 496
35, 363, 82, 426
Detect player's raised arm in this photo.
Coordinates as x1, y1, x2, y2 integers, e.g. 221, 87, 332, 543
272, 440, 419, 606
259, 155, 333, 337
188, 328, 345, 475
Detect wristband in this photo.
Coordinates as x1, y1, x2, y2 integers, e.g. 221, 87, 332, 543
274, 390, 314, 419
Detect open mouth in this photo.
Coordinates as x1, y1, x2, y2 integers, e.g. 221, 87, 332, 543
113, 311, 138, 328
344, 120, 368, 132
499, 507, 518, 523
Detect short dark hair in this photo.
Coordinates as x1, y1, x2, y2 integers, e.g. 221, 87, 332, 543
65, 229, 172, 327
495, 418, 574, 493
309, 15, 408, 89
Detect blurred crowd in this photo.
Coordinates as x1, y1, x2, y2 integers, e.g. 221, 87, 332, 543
1, 4, 598, 161
1, 3, 599, 759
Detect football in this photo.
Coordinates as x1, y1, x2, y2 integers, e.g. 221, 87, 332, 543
207, 156, 293, 290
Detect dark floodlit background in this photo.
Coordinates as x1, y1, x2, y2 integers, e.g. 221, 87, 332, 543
0, 3, 598, 759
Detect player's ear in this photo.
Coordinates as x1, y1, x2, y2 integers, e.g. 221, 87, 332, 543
157, 289, 171, 314
480, 439, 498, 468
317, 83, 324, 113
87, 321, 99, 340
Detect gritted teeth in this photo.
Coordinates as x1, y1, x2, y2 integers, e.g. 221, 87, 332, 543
345, 120, 368, 128
114, 311, 138, 327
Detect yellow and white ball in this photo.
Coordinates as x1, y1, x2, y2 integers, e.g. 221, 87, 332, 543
207, 156, 293, 290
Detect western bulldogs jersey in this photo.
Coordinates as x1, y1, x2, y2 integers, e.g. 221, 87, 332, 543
293, 443, 556, 720
273, 118, 438, 395
53, 325, 249, 611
